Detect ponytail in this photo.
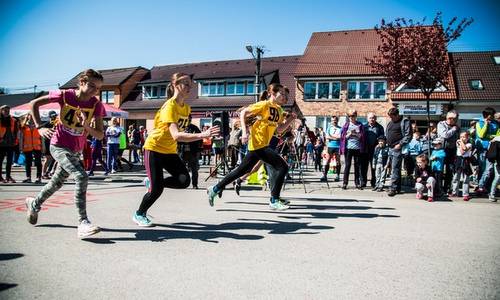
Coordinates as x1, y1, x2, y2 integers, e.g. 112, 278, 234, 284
166, 83, 175, 99
259, 90, 269, 101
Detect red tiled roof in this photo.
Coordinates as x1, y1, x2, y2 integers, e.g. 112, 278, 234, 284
122, 56, 300, 111
60, 66, 148, 89
450, 51, 500, 101
295, 29, 381, 77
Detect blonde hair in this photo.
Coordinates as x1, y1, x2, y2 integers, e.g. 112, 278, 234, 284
167, 73, 191, 99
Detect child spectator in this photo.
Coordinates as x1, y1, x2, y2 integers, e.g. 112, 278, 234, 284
451, 131, 473, 201
372, 136, 390, 191
406, 131, 423, 178
430, 138, 446, 199
415, 154, 436, 202
314, 138, 323, 171
305, 137, 314, 166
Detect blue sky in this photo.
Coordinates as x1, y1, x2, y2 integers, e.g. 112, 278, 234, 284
1, 0, 499, 93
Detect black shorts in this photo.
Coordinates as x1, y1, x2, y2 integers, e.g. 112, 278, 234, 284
213, 148, 223, 155
327, 147, 340, 155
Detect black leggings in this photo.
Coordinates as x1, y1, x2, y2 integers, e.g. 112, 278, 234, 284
137, 150, 190, 214
215, 146, 288, 199
24, 150, 42, 178
0, 146, 14, 178
343, 149, 363, 186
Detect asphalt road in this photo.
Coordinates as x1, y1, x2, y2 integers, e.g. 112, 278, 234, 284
1, 168, 499, 299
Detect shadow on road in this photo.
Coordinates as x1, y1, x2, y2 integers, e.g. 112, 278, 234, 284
0, 253, 24, 261
36, 219, 333, 244
0, 283, 18, 292
237, 195, 374, 203
225, 202, 395, 211
0, 253, 23, 292
217, 208, 400, 220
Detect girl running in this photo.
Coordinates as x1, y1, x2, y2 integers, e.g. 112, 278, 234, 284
207, 83, 297, 210
26, 69, 106, 238
133, 73, 219, 227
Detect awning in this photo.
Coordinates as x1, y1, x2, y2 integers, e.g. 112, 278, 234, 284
10, 102, 129, 119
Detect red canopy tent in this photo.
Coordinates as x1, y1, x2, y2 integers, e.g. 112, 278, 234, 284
10, 102, 129, 119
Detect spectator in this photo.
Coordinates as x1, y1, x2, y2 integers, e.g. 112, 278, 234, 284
437, 110, 460, 194
305, 137, 314, 166
362, 112, 385, 188
475, 107, 498, 194
430, 138, 446, 199
321, 116, 342, 182
105, 117, 121, 173
385, 107, 412, 196
451, 131, 473, 201
415, 154, 436, 202
41, 111, 58, 179
422, 122, 437, 154
227, 121, 242, 169
372, 136, 390, 192
340, 109, 365, 190
314, 138, 323, 172
486, 133, 500, 202
88, 134, 109, 176
127, 124, 141, 163
0, 104, 19, 183
201, 125, 212, 165
179, 115, 202, 189
19, 114, 42, 183
405, 131, 423, 180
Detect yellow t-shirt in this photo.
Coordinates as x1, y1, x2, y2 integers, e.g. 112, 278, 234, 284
144, 98, 191, 154
247, 100, 284, 151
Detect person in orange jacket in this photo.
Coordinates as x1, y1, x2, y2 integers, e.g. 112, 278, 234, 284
0, 104, 19, 183
20, 114, 43, 183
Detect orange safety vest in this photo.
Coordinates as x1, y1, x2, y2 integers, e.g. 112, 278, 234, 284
0, 117, 18, 145
22, 126, 42, 152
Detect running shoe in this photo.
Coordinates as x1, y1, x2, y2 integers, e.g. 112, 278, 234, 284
207, 185, 219, 207
269, 200, 289, 210
133, 212, 153, 227
77, 219, 101, 238
25, 197, 38, 225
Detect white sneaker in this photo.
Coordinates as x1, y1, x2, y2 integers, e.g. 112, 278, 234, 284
489, 196, 497, 202
77, 219, 101, 238
25, 197, 38, 225
269, 201, 289, 210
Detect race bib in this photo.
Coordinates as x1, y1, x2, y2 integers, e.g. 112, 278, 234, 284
60, 104, 94, 136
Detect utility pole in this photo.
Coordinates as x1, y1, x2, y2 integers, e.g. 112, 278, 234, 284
246, 45, 265, 102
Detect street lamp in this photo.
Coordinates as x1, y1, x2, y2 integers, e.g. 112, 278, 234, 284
246, 45, 264, 102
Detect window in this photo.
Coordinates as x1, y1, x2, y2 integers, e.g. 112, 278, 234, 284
359, 82, 371, 99
144, 86, 152, 98
201, 82, 225, 96
347, 81, 387, 100
100, 90, 114, 104
303, 81, 341, 100
236, 82, 245, 95
226, 82, 236, 95
331, 82, 341, 99
470, 79, 484, 90
200, 118, 212, 127
316, 116, 331, 130
304, 82, 316, 99
347, 82, 357, 99
247, 81, 255, 94
159, 85, 167, 98
318, 83, 329, 99
143, 84, 168, 99
373, 82, 386, 99
493, 56, 500, 65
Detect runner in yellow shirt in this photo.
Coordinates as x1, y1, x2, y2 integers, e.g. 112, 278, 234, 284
133, 72, 219, 227
207, 83, 297, 210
